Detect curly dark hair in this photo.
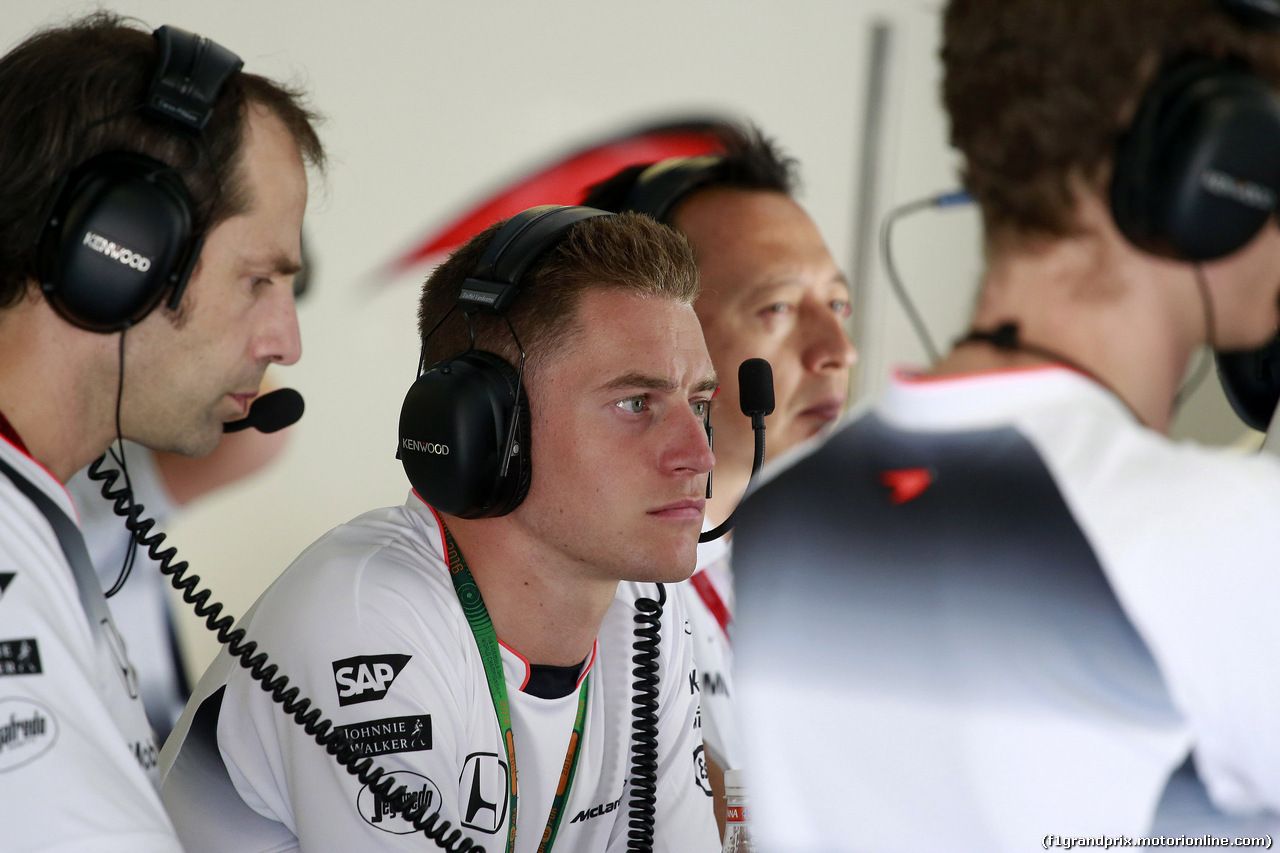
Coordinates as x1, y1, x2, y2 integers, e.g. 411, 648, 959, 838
942, 0, 1280, 245
0, 11, 324, 309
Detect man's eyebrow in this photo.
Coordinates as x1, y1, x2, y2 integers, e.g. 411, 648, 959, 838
739, 270, 851, 302
244, 253, 303, 277
274, 255, 303, 276
600, 372, 720, 394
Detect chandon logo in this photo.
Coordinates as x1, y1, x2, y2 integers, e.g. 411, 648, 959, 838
402, 438, 449, 455
82, 231, 153, 271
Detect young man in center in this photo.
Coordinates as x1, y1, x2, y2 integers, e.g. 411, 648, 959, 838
159, 207, 721, 852
583, 126, 858, 826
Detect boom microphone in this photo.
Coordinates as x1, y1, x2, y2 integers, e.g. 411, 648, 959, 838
223, 387, 305, 433
700, 358, 772, 543
738, 357, 776, 423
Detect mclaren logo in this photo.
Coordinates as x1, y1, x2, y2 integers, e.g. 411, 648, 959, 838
82, 232, 152, 272
570, 795, 622, 824
401, 438, 450, 456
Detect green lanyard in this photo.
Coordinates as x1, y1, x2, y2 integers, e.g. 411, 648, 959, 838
442, 522, 589, 853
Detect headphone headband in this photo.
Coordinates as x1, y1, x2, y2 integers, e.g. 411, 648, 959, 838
459, 205, 610, 314
401, 205, 613, 518
623, 155, 725, 224
36, 24, 242, 332
146, 25, 244, 131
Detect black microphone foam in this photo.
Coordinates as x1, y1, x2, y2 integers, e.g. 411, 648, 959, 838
738, 358, 775, 417
699, 359, 773, 544
223, 388, 305, 433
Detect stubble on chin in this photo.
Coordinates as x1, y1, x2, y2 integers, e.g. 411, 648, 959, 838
148, 412, 223, 459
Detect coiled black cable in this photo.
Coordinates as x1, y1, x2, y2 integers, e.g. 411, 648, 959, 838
85, 455, 483, 852
626, 582, 666, 852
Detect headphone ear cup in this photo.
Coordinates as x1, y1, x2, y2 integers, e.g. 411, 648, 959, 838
1111, 60, 1280, 261
37, 152, 195, 332
399, 350, 531, 519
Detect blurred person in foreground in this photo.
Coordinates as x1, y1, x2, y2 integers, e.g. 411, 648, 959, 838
733, 1, 1280, 850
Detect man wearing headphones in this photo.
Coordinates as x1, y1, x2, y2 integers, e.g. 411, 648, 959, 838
0, 13, 323, 850
582, 126, 858, 828
159, 208, 721, 851
731, 1, 1280, 850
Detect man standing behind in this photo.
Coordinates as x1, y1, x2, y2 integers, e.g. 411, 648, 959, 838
160, 208, 720, 852
0, 12, 323, 851
734, 1, 1280, 849
583, 126, 857, 827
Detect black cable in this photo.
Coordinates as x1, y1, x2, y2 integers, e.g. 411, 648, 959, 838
103, 329, 140, 599
698, 423, 764, 543
626, 582, 666, 852
85, 459, 483, 852
879, 192, 971, 365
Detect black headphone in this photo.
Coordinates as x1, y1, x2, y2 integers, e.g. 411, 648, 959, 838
623, 155, 726, 224
398, 205, 610, 519
35, 25, 243, 333
1111, 0, 1280, 261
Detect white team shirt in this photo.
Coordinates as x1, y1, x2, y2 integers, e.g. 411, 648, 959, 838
0, 435, 180, 851
734, 366, 1280, 851
679, 534, 740, 770
160, 491, 719, 852
66, 443, 188, 740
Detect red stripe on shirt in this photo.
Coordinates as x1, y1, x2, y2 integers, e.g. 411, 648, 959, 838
689, 569, 731, 640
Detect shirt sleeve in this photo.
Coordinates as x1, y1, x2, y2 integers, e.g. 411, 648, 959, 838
212, 541, 493, 852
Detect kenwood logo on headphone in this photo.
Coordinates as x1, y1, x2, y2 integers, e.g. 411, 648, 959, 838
1200, 169, 1277, 211
82, 232, 153, 272
402, 438, 450, 456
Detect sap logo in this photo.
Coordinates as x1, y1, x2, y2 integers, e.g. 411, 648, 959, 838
569, 794, 622, 824
0, 698, 58, 773
401, 438, 449, 455
357, 770, 441, 834
332, 654, 411, 706
82, 231, 152, 272
459, 752, 509, 834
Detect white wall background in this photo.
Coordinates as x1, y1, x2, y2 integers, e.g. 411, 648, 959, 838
1, 0, 1248, 677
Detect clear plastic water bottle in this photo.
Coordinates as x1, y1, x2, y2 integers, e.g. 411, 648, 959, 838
720, 769, 757, 853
